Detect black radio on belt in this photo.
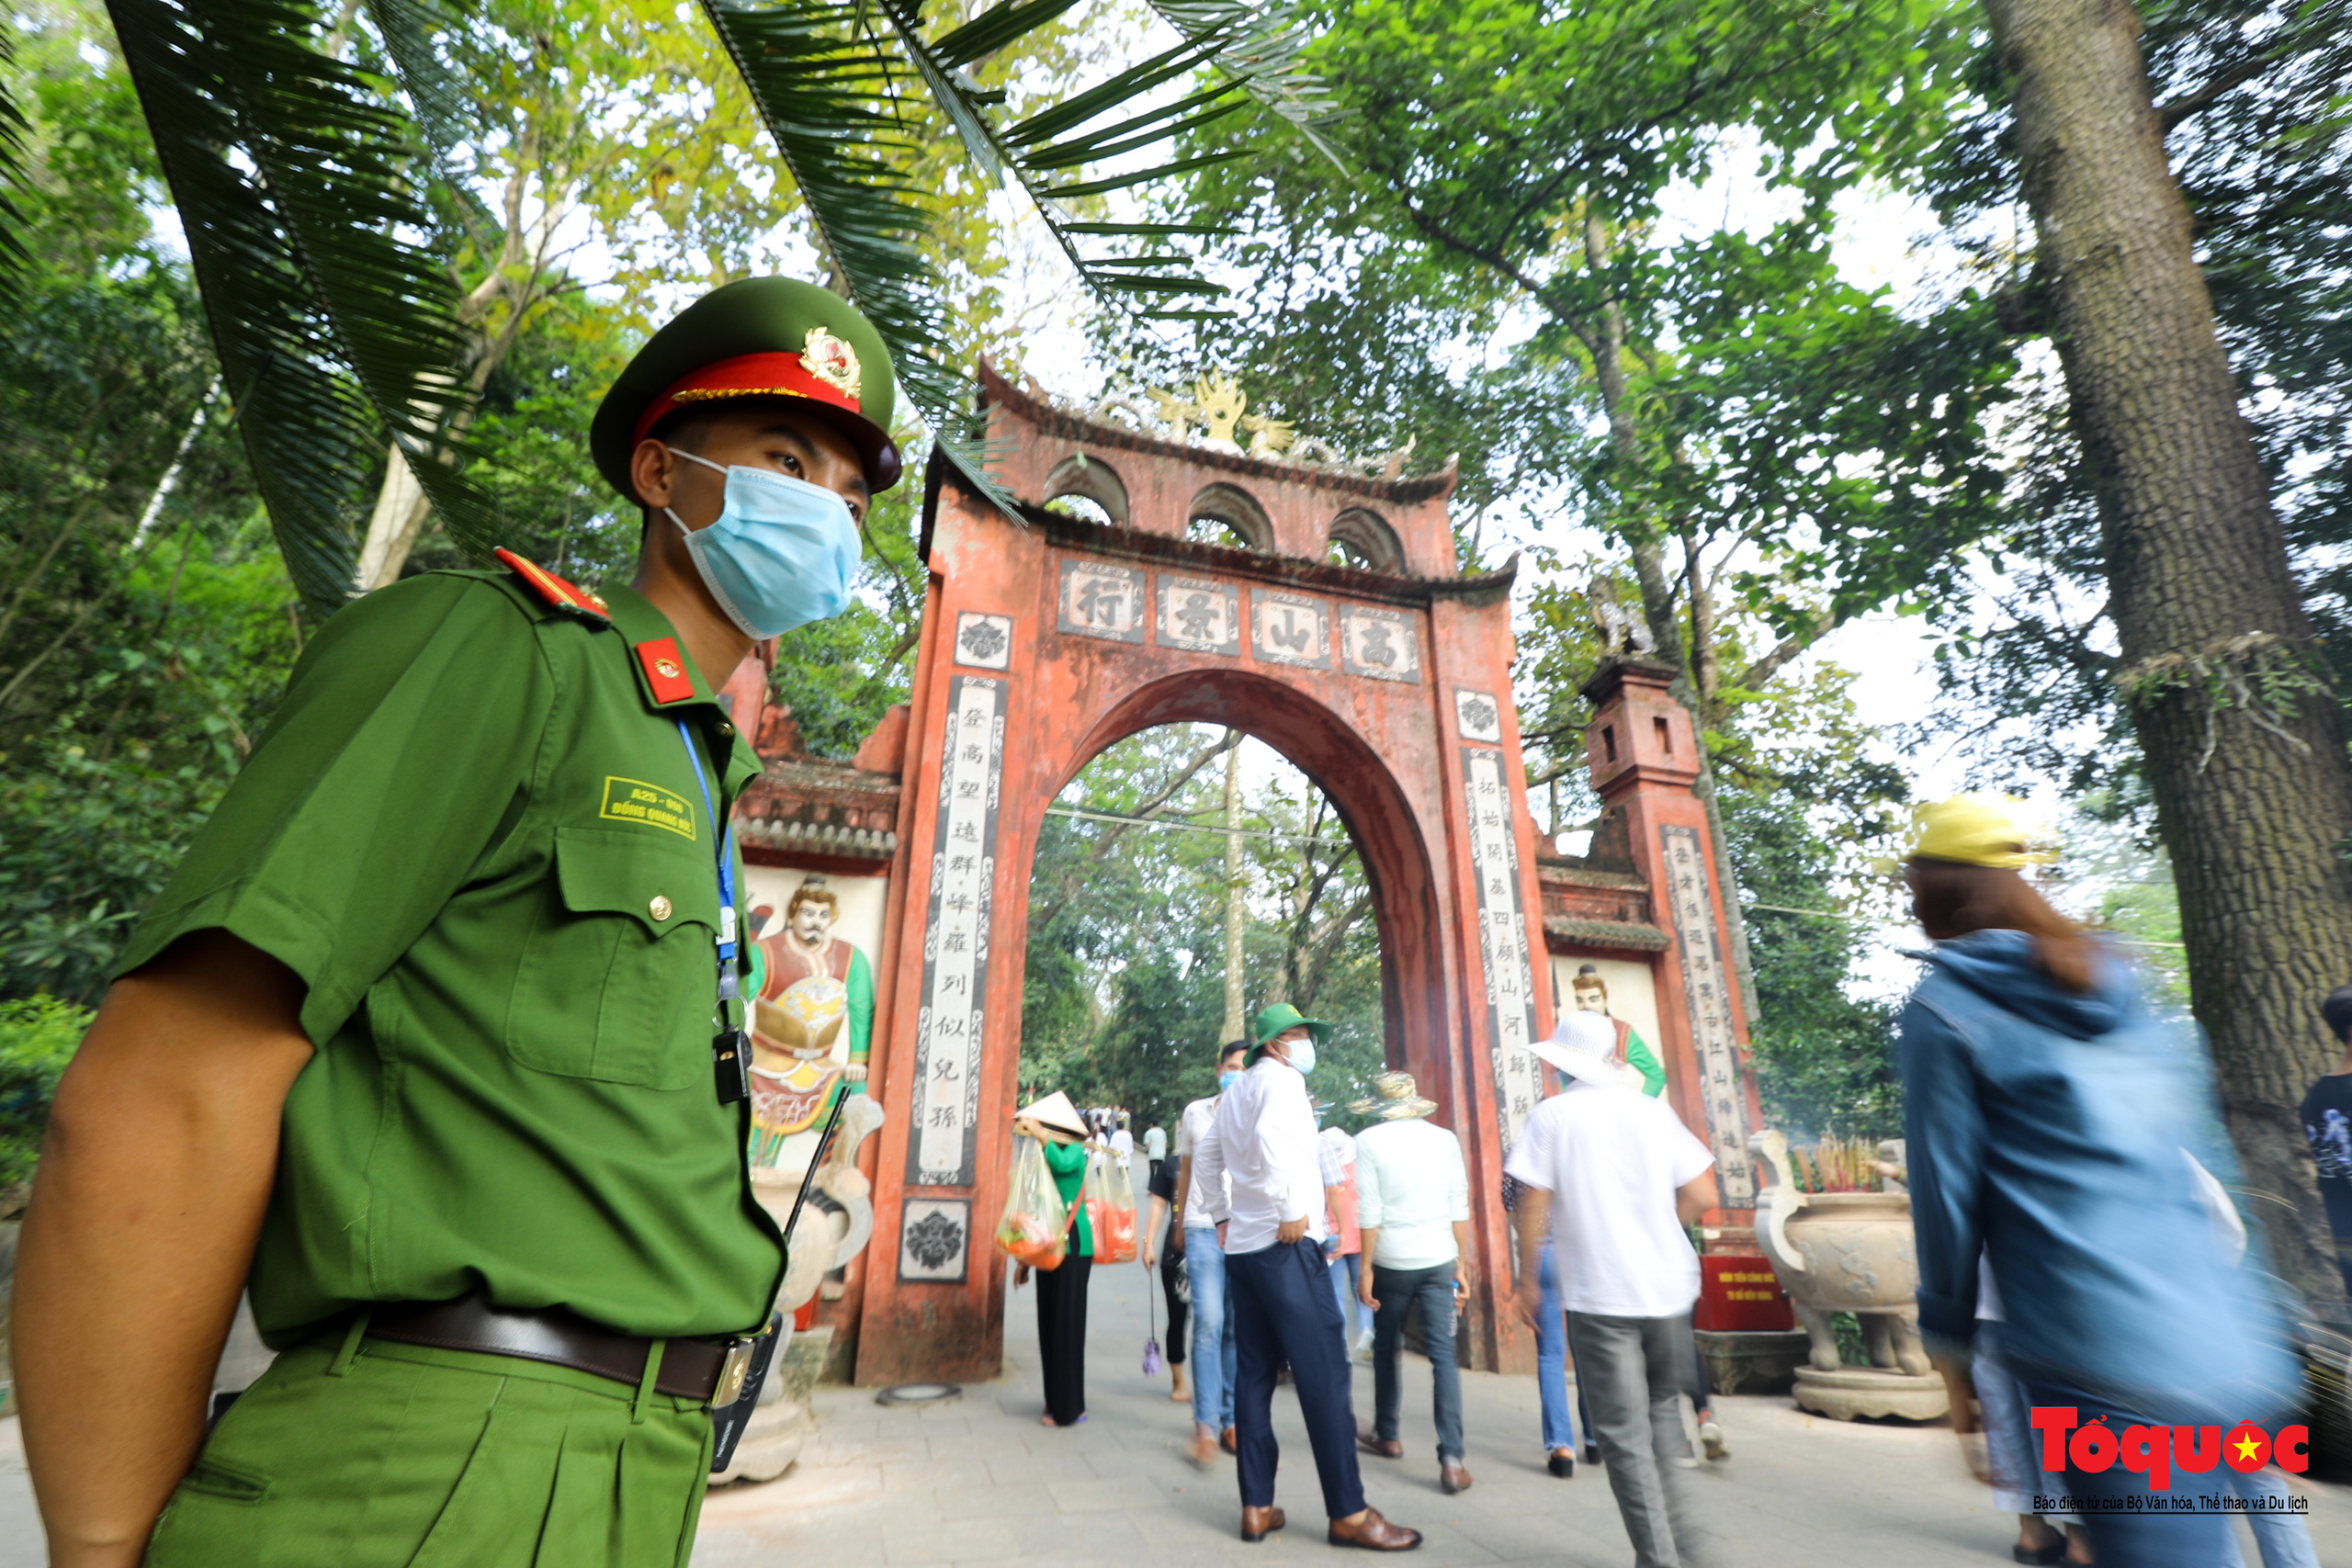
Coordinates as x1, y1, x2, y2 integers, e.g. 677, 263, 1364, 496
713, 1026, 751, 1105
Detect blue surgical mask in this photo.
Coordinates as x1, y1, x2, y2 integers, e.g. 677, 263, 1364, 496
1217, 1069, 1240, 1092
1286, 1039, 1317, 1077
665, 448, 861, 638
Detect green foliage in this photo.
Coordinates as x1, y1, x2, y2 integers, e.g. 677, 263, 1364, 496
0, 996, 92, 1190
0, 744, 232, 1004
1914, 0, 2352, 789
1018, 728, 1387, 1137
101, 0, 491, 612
1725, 783, 1905, 1142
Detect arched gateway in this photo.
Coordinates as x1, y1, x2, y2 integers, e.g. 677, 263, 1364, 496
721, 365, 1769, 1387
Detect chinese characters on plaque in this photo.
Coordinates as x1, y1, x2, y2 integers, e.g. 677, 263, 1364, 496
1250, 589, 1332, 670
1464, 749, 1544, 1157
908, 676, 1003, 1190
1660, 824, 1755, 1204
1157, 575, 1242, 655
1057, 561, 1147, 644
1339, 604, 1421, 682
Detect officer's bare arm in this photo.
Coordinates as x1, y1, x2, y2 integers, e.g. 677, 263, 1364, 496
17, 930, 313, 1568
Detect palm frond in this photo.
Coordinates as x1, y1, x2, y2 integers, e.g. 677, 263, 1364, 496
707, 0, 1336, 501
1146, 0, 1346, 165
0, 28, 32, 281
105, 0, 493, 613
700, 0, 1017, 508
361, 0, 500, 250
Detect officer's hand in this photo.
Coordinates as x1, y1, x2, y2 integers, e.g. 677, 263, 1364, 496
845, 1064, 868, 1084
1275, 1215, 1307, 1246
1015, 1263, 1032, 1288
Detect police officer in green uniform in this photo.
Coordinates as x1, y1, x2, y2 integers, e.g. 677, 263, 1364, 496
14, 277, 900, 1568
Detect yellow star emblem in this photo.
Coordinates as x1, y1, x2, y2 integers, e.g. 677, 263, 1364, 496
2232, 1435, 2263, 1462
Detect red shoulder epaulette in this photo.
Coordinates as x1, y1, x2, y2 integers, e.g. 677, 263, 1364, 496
495, 547, 611, 625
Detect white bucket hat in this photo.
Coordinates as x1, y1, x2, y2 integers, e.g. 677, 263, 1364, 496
1521, 1011, 1631, 1089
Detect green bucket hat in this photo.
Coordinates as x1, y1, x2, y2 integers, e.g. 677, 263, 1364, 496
1250, 1002, 1332, 1055
590, 276, 902, 500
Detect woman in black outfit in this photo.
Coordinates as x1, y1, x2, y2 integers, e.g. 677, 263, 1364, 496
1013, 1092, 1096, 1427
1143, 1152, 1190, 1403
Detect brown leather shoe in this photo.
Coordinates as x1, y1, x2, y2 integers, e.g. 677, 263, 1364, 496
1356, 1429, 1404, 1459
1240, 1505, 1286, 1542
1440, 1459, 1473, 1495
1328, 1508, 1422, 1551
1220, 1426, 1239, 1455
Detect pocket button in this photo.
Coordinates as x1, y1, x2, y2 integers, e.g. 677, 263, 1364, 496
650, 894, 673, 921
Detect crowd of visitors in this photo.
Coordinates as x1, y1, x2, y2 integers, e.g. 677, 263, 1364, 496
998, 793, 2326, 1565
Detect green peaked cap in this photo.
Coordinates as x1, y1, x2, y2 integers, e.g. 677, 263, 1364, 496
1250, 1001, 1333, 1051
590, 276, 901, 499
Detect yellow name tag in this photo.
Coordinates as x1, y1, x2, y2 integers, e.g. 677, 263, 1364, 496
599, 776, 696, 840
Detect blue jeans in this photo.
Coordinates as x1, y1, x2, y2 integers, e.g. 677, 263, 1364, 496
1370, 1258, 1465, 1461
1185, 1224, 1238, 1430
2024, 1379, 2232, 1568
2224, 1465, 2320, 1568
1329, 1253, 1364, 1346
1535, 1239, 1579, 1453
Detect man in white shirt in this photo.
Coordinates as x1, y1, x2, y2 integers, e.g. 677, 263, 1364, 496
1350, 1072, 1473, 1493
1507, 1013, 1718, 1568
1109, 1111, 1135, 1165
1193, 1005, 1421, 1552
1176, 1041, 1248, 1465
1143, 1120, 1169, 1173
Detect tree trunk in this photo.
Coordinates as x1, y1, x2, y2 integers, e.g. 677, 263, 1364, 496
1221, 730, 1248, 1042
1582, 213, 1762, 1027
1987, 0, 2352, 1308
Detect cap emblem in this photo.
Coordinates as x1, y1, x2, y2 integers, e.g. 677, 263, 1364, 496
654, 656, 684, 681
803, 326, 861, 400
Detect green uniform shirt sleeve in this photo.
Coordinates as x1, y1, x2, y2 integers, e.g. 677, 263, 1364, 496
1042, 1138, 1094, 1257
845, 944, 874, 1092
1626, 1030, 1668, 1098
115, 575, 550, 1050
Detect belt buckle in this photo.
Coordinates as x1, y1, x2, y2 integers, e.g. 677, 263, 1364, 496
712, 1336, 759, 1408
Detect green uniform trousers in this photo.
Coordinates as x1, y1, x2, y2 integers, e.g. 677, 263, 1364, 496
146, 1335, 714, 1568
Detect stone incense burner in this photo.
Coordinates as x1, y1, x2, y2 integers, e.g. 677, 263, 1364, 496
1747, 1129, 1948, 1421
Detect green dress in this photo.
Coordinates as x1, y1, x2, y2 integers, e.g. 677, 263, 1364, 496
1043, 1139, 1096, 1258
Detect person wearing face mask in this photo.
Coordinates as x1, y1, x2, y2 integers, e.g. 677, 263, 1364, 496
1176, 1039, 1249, 1466
1191, 1006, 1423, 1552
14, 276, 896, 1568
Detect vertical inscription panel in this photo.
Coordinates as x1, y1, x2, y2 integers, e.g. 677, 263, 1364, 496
1660, 824, 1753, 1205
909, 676, 1004, 1190
1464, 749, 1543, 1160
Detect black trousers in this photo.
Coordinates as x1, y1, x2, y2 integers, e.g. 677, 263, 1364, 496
1227, 1237, 1364, 1519
1035, 1254, 1092, 1425
1161, 1232, 1190, 1365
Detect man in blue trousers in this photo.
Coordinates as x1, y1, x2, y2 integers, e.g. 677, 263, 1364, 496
1193, 1005, 1421, 1551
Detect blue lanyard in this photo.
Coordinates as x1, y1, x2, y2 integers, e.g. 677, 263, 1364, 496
678, 719, 747, 1101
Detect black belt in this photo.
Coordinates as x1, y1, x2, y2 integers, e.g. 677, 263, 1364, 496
368, 1295, 760, 1406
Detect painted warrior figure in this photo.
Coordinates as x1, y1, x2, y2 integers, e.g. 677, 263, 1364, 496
1569, 964, 1668, 1098
747, 875, 874, 1169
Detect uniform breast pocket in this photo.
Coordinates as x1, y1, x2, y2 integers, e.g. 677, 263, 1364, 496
504, 827, 720, 1089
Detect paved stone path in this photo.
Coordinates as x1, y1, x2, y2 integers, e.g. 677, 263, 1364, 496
6, 1245, 2350, 1565
691, 1254, 2352, 1568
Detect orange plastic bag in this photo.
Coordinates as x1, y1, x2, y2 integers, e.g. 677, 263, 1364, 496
1084, 1149, 1138, 1265
996, 1136, 1072, 1269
